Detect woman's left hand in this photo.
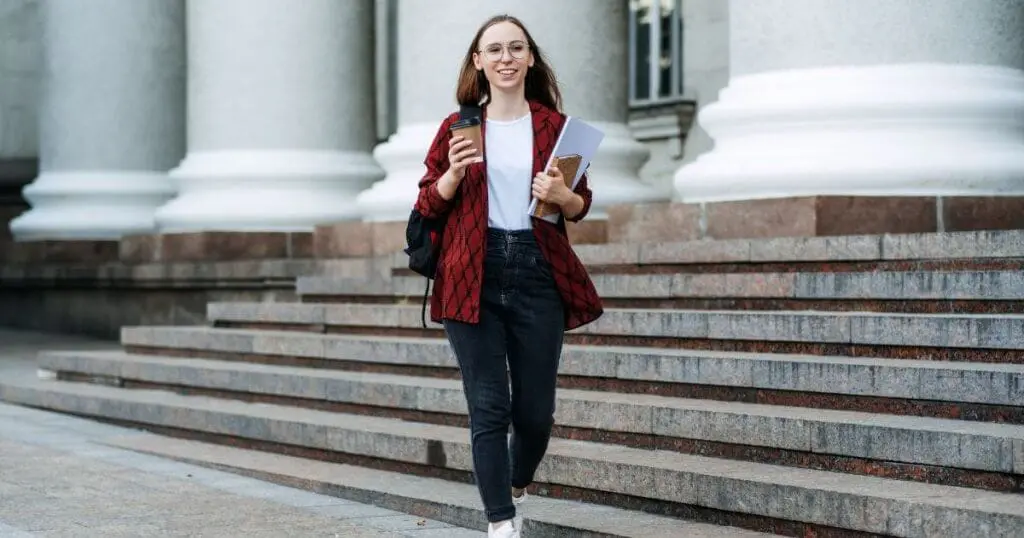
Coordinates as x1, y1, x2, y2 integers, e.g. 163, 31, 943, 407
532, 166, 572, 206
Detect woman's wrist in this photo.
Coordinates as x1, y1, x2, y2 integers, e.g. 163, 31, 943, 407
558, 191, 585, 218
436, 169, 460, 200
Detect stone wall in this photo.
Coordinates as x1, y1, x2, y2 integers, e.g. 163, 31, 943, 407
6, 196, 1024, 340
0, 230, 395, 340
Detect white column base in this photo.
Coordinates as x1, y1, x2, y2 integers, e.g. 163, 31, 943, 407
674, 64, 1024, 203
356, 123, 437, 223
155, 150, 384, 232
587, 122, 665, 218
357, 121, 665, 222
9, 171, 174, 240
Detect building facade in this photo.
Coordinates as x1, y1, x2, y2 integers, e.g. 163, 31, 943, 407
2, 0, 1023, 241
0, 0, 721, 240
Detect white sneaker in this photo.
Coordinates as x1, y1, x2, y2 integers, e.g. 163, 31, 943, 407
488, 519, 520, 538
512, 490, 528, 530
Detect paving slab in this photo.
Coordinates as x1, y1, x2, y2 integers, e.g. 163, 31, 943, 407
0, 402, 480, 537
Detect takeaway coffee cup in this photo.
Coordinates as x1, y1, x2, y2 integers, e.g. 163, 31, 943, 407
449, 117, 483, 162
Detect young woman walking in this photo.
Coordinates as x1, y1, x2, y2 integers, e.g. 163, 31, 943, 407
413, 14, 604, 538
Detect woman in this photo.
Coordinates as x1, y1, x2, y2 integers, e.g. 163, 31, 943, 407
413, 13, 603, 538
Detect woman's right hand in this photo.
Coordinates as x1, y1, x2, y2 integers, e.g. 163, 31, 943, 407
447, 135, 479, 181
434, 135, 480, 201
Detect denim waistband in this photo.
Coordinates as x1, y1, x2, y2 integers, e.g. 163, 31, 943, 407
486, 227, 536, 244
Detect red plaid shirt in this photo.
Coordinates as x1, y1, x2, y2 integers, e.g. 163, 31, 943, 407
413, 100, 604, 331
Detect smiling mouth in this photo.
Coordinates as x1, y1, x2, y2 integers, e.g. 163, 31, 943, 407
498, 68, 517, 76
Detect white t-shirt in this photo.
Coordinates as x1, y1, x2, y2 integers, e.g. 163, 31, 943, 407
485, 113, 534, 230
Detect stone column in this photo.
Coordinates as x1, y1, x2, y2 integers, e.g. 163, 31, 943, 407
357, 0, 664, 222
0, 0, 42, 232
674, 0, 1024, 202
154, 0, 383, 232
0, 0, 42, 178
9, 0, 185, 240
355, 1, 472, 222
514, 0, 664, 214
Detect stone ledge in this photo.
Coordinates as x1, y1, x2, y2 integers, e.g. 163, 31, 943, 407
0, 258, 384, 287
565, 220, 608, 244
5, 212, 1024, 269
120, 231, 314, 264
313, 221, 406, 259
608, 196, 1024, 244
0, 238, 120, 264
1, 231, 317, 265
314, 218, 609, 259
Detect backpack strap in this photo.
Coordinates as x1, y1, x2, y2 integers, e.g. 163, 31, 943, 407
459, 104, 482, 121
421, 278, 430, 329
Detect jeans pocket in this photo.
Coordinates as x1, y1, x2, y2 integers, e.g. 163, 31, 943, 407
527, 254, 554, 281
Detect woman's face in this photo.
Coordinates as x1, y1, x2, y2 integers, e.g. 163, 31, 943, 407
473, 22, 535, 94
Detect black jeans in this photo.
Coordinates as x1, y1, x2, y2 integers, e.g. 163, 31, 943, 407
443, 227, 565, 523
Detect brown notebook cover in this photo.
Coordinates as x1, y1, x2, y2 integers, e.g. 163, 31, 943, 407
531, 154, 582, 218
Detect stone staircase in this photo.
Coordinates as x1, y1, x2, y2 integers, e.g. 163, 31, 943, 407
3, 229, 1024, 537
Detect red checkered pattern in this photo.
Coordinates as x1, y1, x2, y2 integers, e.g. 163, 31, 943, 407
414, 100, 604, 331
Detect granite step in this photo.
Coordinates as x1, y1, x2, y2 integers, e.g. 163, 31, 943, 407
297, 270, 1024, 307
1, 378, 1022, 538
419, 229, 1024, 272
119, 326, 1024, 423
203, 302, 1024, 361
102, 434, 772, 538
39, 349, 1024, 492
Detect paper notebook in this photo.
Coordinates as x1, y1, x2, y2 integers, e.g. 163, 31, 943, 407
528, 116, 605, 224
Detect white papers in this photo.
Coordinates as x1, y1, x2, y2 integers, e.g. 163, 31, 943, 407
528, 116, 605, 224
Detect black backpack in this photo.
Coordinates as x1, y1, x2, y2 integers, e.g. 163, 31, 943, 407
404, 104, 482, 327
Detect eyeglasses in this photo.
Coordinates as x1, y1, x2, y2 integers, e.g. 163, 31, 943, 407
479, 40, 529, 61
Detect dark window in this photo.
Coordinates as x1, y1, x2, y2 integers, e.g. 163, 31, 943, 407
629, 0, 685, 107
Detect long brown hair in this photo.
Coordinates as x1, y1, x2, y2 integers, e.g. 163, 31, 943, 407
455, 14, 562, 112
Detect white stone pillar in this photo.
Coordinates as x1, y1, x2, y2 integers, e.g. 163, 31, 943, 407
355, 1, 470, 222
9, 0, 185, 240
514, 0, 665, 214
154, 0, 383, 232
0, 0, 42, 166
673, 0, 1024, 202
357, 1, 664, 222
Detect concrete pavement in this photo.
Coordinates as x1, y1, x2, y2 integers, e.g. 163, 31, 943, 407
0, 328, 483, 537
